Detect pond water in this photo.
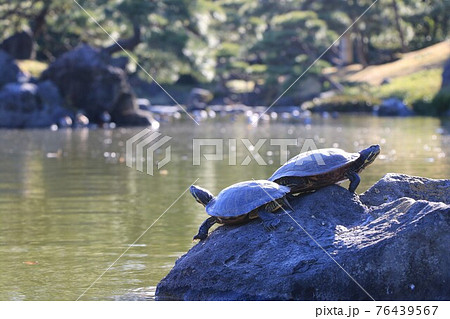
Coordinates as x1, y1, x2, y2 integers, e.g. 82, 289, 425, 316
0, 115, 449, 300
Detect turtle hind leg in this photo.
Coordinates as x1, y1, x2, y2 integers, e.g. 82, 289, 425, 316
258, 210, 280, 231
346, 170, 361, 193
193, 217, 217, 240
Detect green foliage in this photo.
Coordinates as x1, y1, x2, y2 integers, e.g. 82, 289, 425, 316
431, 89, 450, 116
414, 89, 450, 116
271, 11, 318, 26
0, 0, 448, 99
216, 42, 240, 58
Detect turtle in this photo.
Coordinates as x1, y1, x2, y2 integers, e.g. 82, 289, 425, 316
190, 180, 293, 240
268, 144, 380, 194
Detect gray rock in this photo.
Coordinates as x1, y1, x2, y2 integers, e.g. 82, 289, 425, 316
360, 173, 450, 206
41, 44, 156, 126
137, 98, 151, 110
381, 78, 391, 85
0, 50, 24, 88
37, 80, 65, 109
374, 98, 414, 117
156, 174, 450, 300
0, 83, 39, 128
186, 88, 213, 110
0, 82, 68, 128
0, 30, 34, 59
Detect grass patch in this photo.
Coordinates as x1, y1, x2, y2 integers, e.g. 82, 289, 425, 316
319, 42, 448, 115
308, 68, 443, 114
371, 68, 442, 106
16, 59, 48, 78
326, 41, 449, 85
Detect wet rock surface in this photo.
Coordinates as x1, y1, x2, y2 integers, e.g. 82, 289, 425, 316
156, 174, 450, 301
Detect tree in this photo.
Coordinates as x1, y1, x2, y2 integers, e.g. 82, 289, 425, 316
249, 9, 335, 102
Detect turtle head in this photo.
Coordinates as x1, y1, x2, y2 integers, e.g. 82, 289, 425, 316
358, 144, 380, 169
190, 185, 214, 207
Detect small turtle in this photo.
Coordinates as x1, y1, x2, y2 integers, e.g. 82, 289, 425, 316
268, 144, 380, 194
190, 180, 293, 240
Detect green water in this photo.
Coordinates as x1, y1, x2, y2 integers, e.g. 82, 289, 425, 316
0, 115, 449, 300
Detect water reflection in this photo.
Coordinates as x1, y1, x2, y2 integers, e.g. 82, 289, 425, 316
0, 115, 448, 300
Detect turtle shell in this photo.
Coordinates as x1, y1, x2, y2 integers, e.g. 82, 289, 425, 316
206, 180, 290, 218
269, 148, 360, 182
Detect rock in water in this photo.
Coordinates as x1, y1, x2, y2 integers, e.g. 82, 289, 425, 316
41, 44, 156, 126
0, 81, 68, 128
156, 174, 450, 300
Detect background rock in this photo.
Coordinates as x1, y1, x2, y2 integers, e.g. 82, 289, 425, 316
0, 30, 34, 60
0, 50, 26, 88
374, 98, 414, 117
0, 81, 68, 128
41, 44, 156, 126
186, 88, 213, 110
156, 174, 450, 301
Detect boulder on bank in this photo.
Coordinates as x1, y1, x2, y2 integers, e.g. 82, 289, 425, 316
374, 98, 414, 117
0, 50, 27, 88
0, 81, 69, 128
156, 174, 450, 301
41, 44, 156, 126
0, 30, 34, 60
186, 88, 213, 110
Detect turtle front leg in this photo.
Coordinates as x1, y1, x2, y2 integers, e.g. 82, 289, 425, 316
258, 210, 280, 230
193, 217, 217, 240
346, 170, 361, 193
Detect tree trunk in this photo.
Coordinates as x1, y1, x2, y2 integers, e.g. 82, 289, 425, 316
340, 33, 354, 66
355, 32, 368, 67
28, 1, 51, 59
102, 23, 142, 55
392, 0, 407, 52
32, 2, 50, 37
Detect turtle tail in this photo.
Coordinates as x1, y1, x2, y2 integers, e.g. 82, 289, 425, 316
282, 197, 294, 212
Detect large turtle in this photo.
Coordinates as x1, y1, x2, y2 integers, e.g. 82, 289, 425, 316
268, 144, 380, 194
190, 180, 293, 240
